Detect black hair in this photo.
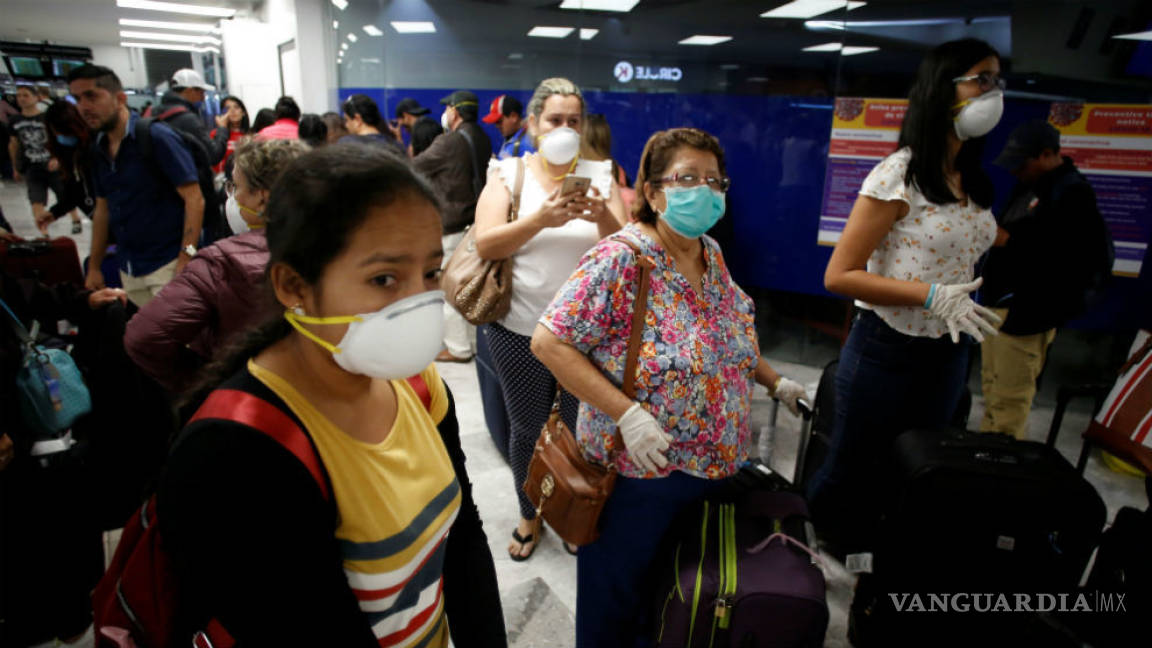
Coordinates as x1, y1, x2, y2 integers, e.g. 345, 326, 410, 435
411, 117, 443, 156
65, 64, 123, 94
221, 95, 250, 133
898, 38, 999, 209
251, 108, 276, 133
297, 114, 328, 147
455, 103, 478, 123
44, 101, 92, 174
342, 94, 383, 128
274, 96, 301, 121
183, 144, 443, 406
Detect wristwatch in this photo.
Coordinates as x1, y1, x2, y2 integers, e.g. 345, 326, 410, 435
183, 244, 197, 257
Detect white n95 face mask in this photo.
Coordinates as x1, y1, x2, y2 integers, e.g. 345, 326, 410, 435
537, 126, 581, 165
953, 89, 1003, 141
225, 195, 248, 234
284, 290, 446, 379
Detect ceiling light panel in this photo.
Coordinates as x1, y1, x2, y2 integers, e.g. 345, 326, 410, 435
679, 35, 733, 45
119, 30, 220, 44
841, 45, 878, 55
331, 0, 348, 10
528, 26, 575, 38
363, 25, 383, 36
762, 1, 866, 19
347, 32, 358, 42
118, 18, 218, 32
391, 21, 437, 33
121, 41, 218, 52
116, 0, 235, 18
580, 29, 599, 40
558, 0, 640, 11
1114, 30, 1152, 41
803, 42, 843, 51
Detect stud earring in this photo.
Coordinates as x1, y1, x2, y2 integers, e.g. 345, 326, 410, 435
291, 304, 304, 315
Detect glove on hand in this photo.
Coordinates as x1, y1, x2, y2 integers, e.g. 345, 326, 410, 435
927, 277, 1002, 343
615, 402, 673, 474
771, 377, 807, 416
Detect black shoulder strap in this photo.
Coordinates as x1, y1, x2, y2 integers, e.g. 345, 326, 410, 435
456, 127, 485, 196
134, 116, 156, 163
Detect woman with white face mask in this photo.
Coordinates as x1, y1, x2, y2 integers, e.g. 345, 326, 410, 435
472, 77, 627, 561
532, 128, 806, 647
157, 145, 506, 646
810, 38, 1004, 556
124, 138, 308, 393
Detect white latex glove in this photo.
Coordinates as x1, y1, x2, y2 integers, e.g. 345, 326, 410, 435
927, 277, 1002, 343
615, 402, 673, 474
771, 377, 807, 416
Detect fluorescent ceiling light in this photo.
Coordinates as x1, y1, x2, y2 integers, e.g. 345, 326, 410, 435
528, 26, 575, 38
802, 42, 877, 55
762, 1, 865, 19
116, 0, 235, 18
679, 35, 732, 45
347, 32, 358, 42
720, 63, 741, 69
341, 42, 349, 49
391, 21, 437, 33
1114, 30, 1152, 41
118, 18, 217, 32
558, 0, 640, 11
333, 20, 339, 29
120, 30, 220, 44
747, 76, 771, 82
363, 25, 383, 36
121, 41, 218, 53
806, 17, 977, 29
331, 0, 348, 10
580, 28, 599, 40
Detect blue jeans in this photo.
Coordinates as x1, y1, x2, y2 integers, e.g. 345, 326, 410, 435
576, 471, 725, 648
805, 310, 969, 551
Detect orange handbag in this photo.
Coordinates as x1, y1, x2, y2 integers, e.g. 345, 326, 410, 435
523, 239, 653, 546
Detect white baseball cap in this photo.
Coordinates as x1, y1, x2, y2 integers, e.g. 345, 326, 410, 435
171, 68, 215, 91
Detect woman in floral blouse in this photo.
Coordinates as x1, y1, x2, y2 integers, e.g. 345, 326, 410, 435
809, 38, 1006, 556
532, 128, 806, 647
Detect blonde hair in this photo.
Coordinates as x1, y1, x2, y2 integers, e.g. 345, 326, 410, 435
233, 138, 311, 191
527, 77, 585, 121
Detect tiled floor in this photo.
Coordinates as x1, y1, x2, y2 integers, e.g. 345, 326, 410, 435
4, 178, 1146, 647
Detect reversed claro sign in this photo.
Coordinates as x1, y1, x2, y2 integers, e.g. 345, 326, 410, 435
614, 60, 682, 83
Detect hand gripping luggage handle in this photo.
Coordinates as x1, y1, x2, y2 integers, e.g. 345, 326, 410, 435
789, 399, 814, 485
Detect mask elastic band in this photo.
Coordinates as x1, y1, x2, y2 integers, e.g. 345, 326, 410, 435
284, 310, 362, 355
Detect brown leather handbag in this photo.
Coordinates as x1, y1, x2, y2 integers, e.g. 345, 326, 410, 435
523, 239, 653, 546
441, 157, 525, 325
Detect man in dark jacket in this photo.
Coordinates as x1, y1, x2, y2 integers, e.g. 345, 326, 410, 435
980, 120, 1114, 438
414, 90, 492, 363
157, 68, 229, 166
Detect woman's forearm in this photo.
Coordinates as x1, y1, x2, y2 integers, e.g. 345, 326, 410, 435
825, 270, 932, 308
754, 358, 781, 391
531, 325, 635, 422
474, 215, 543, 261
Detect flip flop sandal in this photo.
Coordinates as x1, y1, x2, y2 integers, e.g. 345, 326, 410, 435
509, 519, 543, 562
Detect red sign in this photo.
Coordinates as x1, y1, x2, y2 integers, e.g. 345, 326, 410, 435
864, 103, 908, 129
1086, 107, 1152, 136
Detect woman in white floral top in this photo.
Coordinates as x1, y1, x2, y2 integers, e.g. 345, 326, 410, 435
809, 38, 1006, 556
533, 128, 806, 647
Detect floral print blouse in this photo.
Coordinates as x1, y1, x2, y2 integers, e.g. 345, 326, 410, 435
539, 224, 760, 480
857, 147, 997, 338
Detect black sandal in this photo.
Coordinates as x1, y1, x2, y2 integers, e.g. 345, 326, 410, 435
509, 519, 542, 562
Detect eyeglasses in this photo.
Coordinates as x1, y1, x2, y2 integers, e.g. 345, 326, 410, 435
952, 72, 1006, 93
655, 173, 731, 192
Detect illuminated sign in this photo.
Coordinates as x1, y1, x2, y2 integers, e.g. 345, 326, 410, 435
614, 60, 682, 83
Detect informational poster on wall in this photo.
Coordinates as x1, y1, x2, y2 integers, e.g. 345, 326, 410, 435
1047, 103, 1152, 277
817, 98, 908, 246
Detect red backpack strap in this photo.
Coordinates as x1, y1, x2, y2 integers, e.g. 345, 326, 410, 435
189, 389, 330, 501
406, 374, 432, 412
156, 105, 189, 121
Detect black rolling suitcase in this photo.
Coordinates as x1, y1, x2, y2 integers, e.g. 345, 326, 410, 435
849, 428, 1107, 647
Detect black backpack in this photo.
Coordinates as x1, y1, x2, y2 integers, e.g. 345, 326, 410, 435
134, 106, 229, 245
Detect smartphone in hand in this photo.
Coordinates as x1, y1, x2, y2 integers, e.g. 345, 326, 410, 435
559, 175, 591, 197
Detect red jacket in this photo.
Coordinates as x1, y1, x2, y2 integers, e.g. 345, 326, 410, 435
125, 231, 271, 393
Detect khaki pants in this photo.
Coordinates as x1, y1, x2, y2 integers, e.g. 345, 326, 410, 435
120, 258, 178, 308
441, 231, 475, 357
979, 308, 1057, 439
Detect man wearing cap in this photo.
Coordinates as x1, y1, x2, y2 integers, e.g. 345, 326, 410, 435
156, 68, 229, 165
482, 94, 535, 160
979, 119, 1113, 438
413, 90, 493, 363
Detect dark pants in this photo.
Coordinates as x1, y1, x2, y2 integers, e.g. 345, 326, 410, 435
486, 322, 578, 520
475, 324, 510, 462
806, 310, 969, 552
576, 471, 724, 648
